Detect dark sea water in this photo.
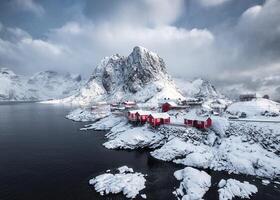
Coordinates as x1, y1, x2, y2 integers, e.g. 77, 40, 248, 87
0, 103, 279, 200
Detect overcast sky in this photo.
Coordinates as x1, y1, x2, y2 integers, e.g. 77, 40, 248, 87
0, 0, 280, 98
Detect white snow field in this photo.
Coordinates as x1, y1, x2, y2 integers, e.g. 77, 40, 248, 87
218, 179, 258, 200
173, 167, 211, 200
227, 98, 280, 116
89, 166, 146, 199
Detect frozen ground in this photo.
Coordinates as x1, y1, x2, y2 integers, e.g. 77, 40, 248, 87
226, 98, 280, 117
218, 179, 258, 200
173, 167, 211, 200
89, 166, 146, 199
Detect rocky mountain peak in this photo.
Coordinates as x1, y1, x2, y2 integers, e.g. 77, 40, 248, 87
66, 46, 184, 105
90, 46, 170, 94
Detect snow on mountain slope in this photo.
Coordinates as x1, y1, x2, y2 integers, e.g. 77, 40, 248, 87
174, 78, 222, 99
28, 71, 83, 100
0, 68, 83, 101
227, 98, 280, 116
174, 77, 231, 109
60, 46, 184, 105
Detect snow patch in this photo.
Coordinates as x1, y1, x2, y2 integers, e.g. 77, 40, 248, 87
174, 167, 211, 200
218, 179, 258, 200
89, 166, 146, 199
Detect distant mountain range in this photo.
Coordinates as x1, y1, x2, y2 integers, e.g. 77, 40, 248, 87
0, 68, 83, 101
6, 46, 274, 105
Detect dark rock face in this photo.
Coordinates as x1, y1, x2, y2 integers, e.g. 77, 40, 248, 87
91, 46, 169, 95
124, 46, 167, 93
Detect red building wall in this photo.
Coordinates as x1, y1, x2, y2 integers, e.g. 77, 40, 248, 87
162, 103, 171, 112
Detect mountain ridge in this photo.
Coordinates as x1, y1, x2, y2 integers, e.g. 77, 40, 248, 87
0, 68, 83, 101
59, 46, 185, 105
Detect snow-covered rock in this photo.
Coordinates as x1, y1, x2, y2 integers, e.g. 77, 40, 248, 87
81, 115, 124, 130
174, 167, 211, 200
66, 108, 110, 122
104, 124, 165, 149
218, 179, 258, 200
227, 98, 280, 117
89, 166, 146, 199
0, 68, 83, 101
59, 46, 184, 105
150, 137, 191, 161
173, 136, 280, 179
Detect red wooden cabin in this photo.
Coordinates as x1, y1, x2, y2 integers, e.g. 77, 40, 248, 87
148, 113, 171, 127
161, 101, 177, 112
127, 110, 138, 122
135, 110, 151, 123
184, 116, 212, 129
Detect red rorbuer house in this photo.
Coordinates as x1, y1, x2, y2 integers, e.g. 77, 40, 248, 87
148, 113, 171, 127
184, 116, 212, 129
127, 110, 138, 122
161, 101, 178, 112
135, 110, 151, 123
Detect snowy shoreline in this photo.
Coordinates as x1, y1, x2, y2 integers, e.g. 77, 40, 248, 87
64, 106, 280, 199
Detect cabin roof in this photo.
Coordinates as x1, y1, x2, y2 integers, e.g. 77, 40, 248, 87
149, 113, 170, 119
128, 110, 140, 114
136, 110, 151, 115
184, 114, 210, 121
163, 101, 177, 106
124, 101, 136, 104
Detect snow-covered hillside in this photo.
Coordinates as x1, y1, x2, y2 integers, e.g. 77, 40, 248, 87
175, 78, 222, 99
227, 98, 280, 117
0, 68, 83, 101
174, 77, 231, 109
59, 46, 185, 105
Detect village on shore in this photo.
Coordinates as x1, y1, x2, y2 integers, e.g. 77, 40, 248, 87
71, 93, 280, 200
87, 93, 280, 130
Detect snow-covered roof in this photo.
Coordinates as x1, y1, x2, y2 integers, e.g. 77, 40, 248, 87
164, 101, 178, 106
149, 113, 170, 119
124, 101, 136, 104
136, 110, 151, 115
128, 110, 140, 114
184, 114, 210, 121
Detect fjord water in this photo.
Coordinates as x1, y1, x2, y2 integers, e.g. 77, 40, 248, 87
0, 103, 279, 200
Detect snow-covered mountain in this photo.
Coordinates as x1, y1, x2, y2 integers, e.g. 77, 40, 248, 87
60, 46, 185, 105
174, 77, 231, 109
174, 78, 223, 99
0, 68, 83, 101
219, 75, 280, 102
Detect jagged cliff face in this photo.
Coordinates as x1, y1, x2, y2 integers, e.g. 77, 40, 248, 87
65, 46, 184, 105
0, 68, 83, 101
